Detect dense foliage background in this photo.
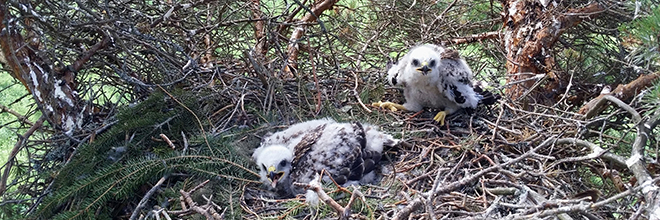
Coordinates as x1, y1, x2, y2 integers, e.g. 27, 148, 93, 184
0, 0, 658, 219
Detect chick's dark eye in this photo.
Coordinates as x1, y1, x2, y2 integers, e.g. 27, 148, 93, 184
429, 60, 436, 67
279, 160, 288, 167
412, 59, 420, 66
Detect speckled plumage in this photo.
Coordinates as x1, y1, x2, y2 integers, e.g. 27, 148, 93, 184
387, 44, 481, 114
252, 118, 396, 197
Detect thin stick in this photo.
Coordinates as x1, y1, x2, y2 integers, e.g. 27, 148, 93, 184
0, 116, 45, 196
130, 174, 170, 220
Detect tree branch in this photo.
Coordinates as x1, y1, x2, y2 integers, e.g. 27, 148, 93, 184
440, 31, 501, 46
129, 174, 169, 220
579, 73, 659, 118
0, 116, 45, 196
281, 0, 339, 77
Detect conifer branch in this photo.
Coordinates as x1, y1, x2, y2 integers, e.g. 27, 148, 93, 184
157, 85, 214, 156
130, 174, 169, 220
0, 116, 45, 196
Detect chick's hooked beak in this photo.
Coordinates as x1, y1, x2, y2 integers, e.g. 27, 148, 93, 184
416, 61, 431, 75
267, 165, 285, 188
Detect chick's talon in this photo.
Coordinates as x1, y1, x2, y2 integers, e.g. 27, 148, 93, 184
433, 111, 447, 126
372, 101, 406, 112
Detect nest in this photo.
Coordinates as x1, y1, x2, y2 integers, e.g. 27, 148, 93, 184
194, 70, 656, 219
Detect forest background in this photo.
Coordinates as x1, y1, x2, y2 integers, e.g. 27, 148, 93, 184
0, 0, 659, 219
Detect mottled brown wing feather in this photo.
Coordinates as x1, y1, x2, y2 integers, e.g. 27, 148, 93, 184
346, 122, 366, 181
291, 124, 326, 165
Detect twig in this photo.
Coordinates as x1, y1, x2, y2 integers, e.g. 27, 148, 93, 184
160, 134, 176, 149
440, 31, 501, 46
583, 95, 641, 123
157, 85, 214, 157
393, 138, 552, 219
552, 138, 627, 169
0, 116, 45, 196
427, 139, 548, 198
579, 73, 659, 118
295, 180, 358, 219
0, 103, 35, 127
181, 131, 189, 155
130, 174, 170, 220
170, 180, 225, 219
282, 0, 339, 77
352, 70, 372, 113
505, 177, 660, 220
392, 198, 423, 220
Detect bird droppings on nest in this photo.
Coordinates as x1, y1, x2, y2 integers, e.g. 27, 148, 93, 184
251, 118, 397, 204
372, 44, 498, 126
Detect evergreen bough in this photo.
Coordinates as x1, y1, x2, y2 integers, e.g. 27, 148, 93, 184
33, 91, 257, 220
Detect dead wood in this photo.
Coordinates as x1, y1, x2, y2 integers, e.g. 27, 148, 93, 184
579, 73, 660, 118
129, 175, 169, 220
440, 31, 501, 46
282, 0, 339, 78
168, 180, 225, 220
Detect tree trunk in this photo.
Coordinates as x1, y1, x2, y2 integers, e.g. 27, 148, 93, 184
0, 1, 107, 134
501, 0, 605, 103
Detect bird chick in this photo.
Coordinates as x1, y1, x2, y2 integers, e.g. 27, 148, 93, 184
373, 44, 493, 125
252, 118, 396, 199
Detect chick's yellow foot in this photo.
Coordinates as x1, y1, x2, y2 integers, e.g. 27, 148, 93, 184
433, 111, 448, 126
371, 101, 407, 112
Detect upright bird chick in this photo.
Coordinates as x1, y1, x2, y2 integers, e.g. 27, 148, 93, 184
252, 118, 396, 198
373, 44, 495, 125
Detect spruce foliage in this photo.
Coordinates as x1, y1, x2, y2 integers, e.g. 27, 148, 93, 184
32, 91, 257, 219
621, 4, 660, 72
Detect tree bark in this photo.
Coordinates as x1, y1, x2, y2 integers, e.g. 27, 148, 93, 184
251, 0, 267, 59
502, 0, 605, 103
282, 0, 339, 78
0, 1, 107, 133
579, 73, 659, 118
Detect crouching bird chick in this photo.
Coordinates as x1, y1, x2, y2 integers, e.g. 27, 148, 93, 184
373, 44, 498, 125
252, 118, 396, 199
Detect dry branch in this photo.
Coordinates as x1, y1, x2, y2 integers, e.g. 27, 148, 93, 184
130, 175, 169, 220
281, 0, 339, 77
440, 31, 501, 46
553, 138, 627, 169
392, 138, 552, 219
0, 116, 45, 196
294, 179, 364, 219
169, 180, 225, 220
0, 103, 35, 127
579, 73, 660, 118
251, 0, 268, 58
563, 94, 660, 217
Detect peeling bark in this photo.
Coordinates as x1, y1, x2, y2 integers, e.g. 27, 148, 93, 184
0, 1, 108, 133
579, 73, 659, 118
251, 0, 267, 58
281, 0, 339, 78
502, 0, 605, 103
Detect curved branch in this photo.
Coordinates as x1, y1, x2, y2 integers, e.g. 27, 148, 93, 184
0, 116, 45, 196
553, 138, 627, 168
579, 73, 659, 118
440, 31, 501, 46
281, 0, 339, 77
